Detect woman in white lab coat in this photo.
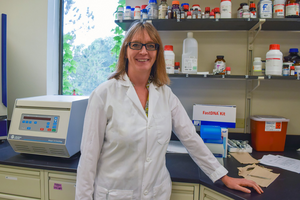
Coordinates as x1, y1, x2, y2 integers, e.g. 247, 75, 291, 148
75, 21, 263, 200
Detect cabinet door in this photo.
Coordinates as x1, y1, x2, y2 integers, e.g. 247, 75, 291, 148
200, 185, 233, 200
171, 182, 199, 200
0, 165, 42, 199
48, 172, 76, 200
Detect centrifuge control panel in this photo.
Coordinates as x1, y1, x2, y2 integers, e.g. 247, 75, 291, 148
19, 114, 60, 133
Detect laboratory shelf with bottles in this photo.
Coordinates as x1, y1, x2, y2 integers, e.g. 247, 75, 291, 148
118, 0, 300, 136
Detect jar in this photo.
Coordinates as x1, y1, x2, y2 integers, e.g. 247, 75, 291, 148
215, 55, 226, 74
252, 57, 263, 75
285, 0, 300, 18
175, 62, 180, 73
158, 0, 168, 19
237, 3, 248, 18
214, 7, 221, 18
282, 65, 290, 76
172, 1, 180, 19
124, 6, 132, 20
242, 5, 250, 18
205, 7, 210, 18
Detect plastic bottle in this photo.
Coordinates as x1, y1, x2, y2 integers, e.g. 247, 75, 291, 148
158, 0, 168, 19
142, 9, 148, 19
182, 32, 198, 74
117, 6, 124, 22
282, 65, 290, 76
141, 5, 148, 19
258, 0, 272, 18
134, 6, 141, 20
210, 11, 215, 19
285, 0, 300, 18
124, 6, 132, 20
205, 7, 210, 18
226, 67, 231, 75
172, 1, 180, 19
131, 8, 135, 19
250, 3, 257, 18
164, 45, 175, 74
175, 62, 180, 73
237, 3, 248, 18
290, 66, 296, 76
252, 57, 263, 75
215, 7, 221, 18
187, 11, 192, 19
273, 0, 285, 18
148, 0, 158, 19
214, 55, 226, 74
265, 44, 283, 76
243, 5, 250, 18
288, 48, 300, 63
220, 0, 232, 18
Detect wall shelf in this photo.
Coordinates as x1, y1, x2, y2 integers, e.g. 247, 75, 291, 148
169, 74, 299, 80
115, 18, 300, 31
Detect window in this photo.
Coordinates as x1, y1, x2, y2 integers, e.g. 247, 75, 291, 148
62, 0, 121, 95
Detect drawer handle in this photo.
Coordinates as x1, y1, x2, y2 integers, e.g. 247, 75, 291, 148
5, 176, 17, 180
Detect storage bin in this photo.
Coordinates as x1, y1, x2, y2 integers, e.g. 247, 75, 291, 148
250, 115, 289, 151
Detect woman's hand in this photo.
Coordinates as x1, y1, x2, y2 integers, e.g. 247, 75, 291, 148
221, 175, 264, 194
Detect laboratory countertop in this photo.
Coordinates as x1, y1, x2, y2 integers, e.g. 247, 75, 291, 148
0, 140, 300, 200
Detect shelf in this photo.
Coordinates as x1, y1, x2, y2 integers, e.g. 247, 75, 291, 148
115, 18, 300, 31
168, 74, 299, 80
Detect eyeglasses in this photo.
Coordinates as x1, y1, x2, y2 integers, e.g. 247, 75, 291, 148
128, 42, 159, 51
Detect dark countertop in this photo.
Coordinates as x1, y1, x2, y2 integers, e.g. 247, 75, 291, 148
1, 140, 300, 200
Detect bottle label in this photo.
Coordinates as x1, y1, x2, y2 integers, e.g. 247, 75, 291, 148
283, 68, 289, 76
243, 12, 250, 18
274, 4, 285, 16
134, 11, 141, 19
251, 11, 257, 18
158, 5, 168, 19
183, 58, 198, 72
260, 3, 272, 18
165, 59, 174, 74
214, 61, 225, 72
215, 13, 220, 18
286, 4, 299, 16
253, 64, 262, 71
238, 9, 243, 18
221, 5, 231, 18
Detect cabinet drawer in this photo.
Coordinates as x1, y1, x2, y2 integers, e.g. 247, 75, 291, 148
200, 185, 233, 200
0, 193, 40, 200
48, 173, 76, 200
171, 182, 199, 200
0, 167, 41, 198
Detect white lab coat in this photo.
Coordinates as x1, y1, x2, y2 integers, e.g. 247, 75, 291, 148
76, 73, 228, 200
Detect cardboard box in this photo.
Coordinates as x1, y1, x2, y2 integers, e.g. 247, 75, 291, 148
192, 104, 236, 128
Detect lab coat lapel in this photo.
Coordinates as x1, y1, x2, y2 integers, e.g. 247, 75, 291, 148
120, 74, 147, 119
148, 83, 159, 124
126, 86, 147, 119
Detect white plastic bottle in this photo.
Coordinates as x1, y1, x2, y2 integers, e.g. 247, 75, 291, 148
164, 45, 175, 74
124, 6, 132, 20
265, 44, 283, 76
257, 0, 272, 18
252, 57, 263, 75
220, 0, 232, 18
134, 6, 141, 20
182, 32, 198, 74
273, 0, 285, 18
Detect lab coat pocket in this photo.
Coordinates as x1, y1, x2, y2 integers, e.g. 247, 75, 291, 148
153, 177, 172, 200
108, 189, 133, 200
94, 185, 133, 200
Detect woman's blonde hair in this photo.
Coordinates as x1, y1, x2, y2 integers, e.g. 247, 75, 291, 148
108, 21, 170, 86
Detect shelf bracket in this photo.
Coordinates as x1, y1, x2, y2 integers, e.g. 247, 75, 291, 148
249, 19, 265, 45
251, 79, 261, 92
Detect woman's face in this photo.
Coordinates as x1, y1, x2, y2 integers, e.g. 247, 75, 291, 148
126, 29, 157, 75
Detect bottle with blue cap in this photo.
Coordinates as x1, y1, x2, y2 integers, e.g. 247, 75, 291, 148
288, 48, 300, 63
147, 0, 158, 19
124, 6, 132, 20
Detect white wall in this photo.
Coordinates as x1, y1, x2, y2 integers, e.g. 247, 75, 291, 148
0, 0, 59, 119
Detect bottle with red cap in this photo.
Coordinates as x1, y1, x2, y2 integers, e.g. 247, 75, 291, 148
204, 7, 210, 18
164, 45, 175, 74
250, 3, 257, 18
214, 7, 220, 18
265, 44, 283, 76
175, 62, 180, 73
